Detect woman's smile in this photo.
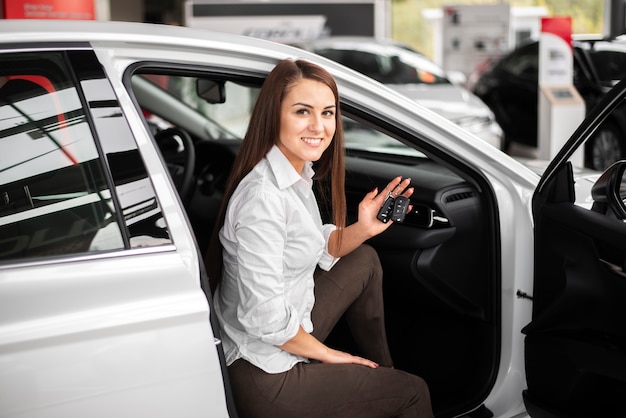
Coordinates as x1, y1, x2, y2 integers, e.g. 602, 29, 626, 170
277, 78, 336, 172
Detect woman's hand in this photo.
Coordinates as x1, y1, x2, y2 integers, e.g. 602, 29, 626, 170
279, 326, 378, 368
328, 176, 413, 257
321, 347, 379, 369
358, 176, 413, 237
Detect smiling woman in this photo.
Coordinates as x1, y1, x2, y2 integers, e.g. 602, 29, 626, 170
277, 78, 336, 172
206, 58, 433, 418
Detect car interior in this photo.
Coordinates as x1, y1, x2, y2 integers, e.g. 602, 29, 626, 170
523, 80, 626, 417
127, 66, 501, 418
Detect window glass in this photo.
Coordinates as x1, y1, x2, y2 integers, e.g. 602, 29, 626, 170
589, 50, 626, 86
67, 50, 172, 250
0, 50, 170, 262
315, 48, 449, 85
137, 72, 424, 159
140, 75, 248, 138
0, 52, 123, 260
342, 116, 424, 157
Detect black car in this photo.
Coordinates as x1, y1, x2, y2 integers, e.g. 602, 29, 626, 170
473, 35, 626, 170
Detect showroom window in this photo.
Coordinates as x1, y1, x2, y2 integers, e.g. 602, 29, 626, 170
0, 50, 170, 262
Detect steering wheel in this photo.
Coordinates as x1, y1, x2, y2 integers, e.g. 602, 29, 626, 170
155, 127, 196, 205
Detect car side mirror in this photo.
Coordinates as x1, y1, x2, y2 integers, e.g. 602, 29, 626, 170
197, 79, 225, 104
590, 160, 626, 219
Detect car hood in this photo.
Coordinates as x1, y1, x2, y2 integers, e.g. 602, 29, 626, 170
387, 83, 492, 122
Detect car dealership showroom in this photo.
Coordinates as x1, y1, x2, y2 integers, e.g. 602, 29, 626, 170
1, 1, 625, 418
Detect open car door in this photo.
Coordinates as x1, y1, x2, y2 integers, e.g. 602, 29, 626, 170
524, 76, 626, 417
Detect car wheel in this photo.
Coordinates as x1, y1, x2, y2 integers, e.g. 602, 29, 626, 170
588, 122, 623, 171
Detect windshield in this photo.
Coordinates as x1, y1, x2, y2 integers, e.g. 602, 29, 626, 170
139, 75, 242, 139
315, 45, 450, 85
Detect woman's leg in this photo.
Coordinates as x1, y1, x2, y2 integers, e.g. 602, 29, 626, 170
312, 244, 393, 367
228, 359, 433, 418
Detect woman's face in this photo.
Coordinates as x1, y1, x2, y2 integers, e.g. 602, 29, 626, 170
277, 78, 336, 173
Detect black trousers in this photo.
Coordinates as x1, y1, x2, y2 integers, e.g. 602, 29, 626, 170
227, 245, 433, 418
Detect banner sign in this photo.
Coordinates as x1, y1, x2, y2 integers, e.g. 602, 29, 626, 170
4, 0, 95, 20
185, 0, 388, 42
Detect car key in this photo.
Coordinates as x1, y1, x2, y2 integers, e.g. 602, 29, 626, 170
377, 194, 395, 223
391, 196, 410, 223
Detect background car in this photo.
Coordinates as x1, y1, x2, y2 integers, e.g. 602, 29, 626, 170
1, 20, 625, 418
295, 36, 504, 150
472, 35, 626, 170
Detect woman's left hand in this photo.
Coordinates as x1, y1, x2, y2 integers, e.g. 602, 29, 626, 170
358, 176, 413, 237
328, 176, 414, 257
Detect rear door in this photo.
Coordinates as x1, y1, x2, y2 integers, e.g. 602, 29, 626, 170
524, 76, 626, 417
0, 47, 229, 417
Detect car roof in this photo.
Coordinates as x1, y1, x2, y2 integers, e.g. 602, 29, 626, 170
0, 19, 308, 60
296, 36, 426, 56
0, 19, 523, 178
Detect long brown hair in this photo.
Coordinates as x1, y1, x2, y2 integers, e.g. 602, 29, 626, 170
206, 59, 346, 292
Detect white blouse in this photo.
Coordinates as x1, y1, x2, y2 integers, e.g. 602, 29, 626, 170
214, 145, 339, 373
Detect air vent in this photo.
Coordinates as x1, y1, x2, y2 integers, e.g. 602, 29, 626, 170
445, 190, 476, 203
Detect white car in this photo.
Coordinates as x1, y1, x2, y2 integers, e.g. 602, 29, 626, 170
294, 36, 504, 150
0, 20, 624, 418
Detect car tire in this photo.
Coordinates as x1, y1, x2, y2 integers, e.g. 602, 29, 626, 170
587, 121, 623, 171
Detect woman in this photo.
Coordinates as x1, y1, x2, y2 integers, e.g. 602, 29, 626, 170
208, 59, 433, 418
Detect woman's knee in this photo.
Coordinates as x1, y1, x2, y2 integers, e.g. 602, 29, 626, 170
351, 244, 383, 280
396, 372, 433, 417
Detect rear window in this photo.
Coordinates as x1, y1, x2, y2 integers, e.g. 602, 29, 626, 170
0, 50, 171, 262
315, 47, 449, 85
589, 50, 626, 86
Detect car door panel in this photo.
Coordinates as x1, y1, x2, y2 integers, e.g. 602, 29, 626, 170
340, 151, 498, 417
527, 77, 626, 416
0, 48, 230, 417
526, 200, 626, 417
345, 155, 490, 318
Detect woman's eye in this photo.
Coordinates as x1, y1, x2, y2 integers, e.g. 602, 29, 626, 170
323, 110, 335, 117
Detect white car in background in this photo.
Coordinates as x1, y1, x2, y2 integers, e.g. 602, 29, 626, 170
1, 20, 625, 418
295, 36, 504, 150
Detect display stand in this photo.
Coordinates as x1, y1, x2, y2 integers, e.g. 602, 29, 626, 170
538, 85, 585, 166
537, 18, 585, 167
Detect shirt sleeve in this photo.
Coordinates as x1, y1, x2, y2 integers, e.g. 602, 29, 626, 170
229, 190, 301, 347
319, 223, 340, 271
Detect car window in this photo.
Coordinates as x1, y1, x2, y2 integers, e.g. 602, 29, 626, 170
141, 74, 250, 139
137, 72, 424, 158
342, 116, 424, 157
588, 50, 626, 86
314, 48, 449, 85
0, 51, 171, 262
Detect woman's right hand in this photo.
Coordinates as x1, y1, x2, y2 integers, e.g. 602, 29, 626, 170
279, 326, 379, 368
321, 347, 379, 369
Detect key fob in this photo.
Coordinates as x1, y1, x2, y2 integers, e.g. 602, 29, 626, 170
391, 196, 409, 223
376, 195, 395, 223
